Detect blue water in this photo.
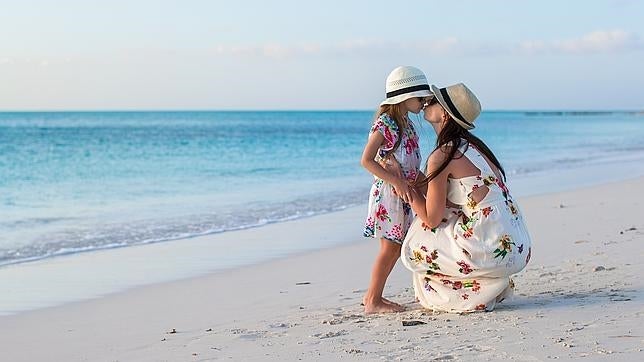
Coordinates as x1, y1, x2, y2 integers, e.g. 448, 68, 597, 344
1, 110, 644, 267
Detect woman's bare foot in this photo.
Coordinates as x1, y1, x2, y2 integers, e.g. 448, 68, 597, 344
364, 297, 405, 314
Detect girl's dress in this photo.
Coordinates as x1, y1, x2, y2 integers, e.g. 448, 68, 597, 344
363, 114, 421, 244
401, 141, 532, 312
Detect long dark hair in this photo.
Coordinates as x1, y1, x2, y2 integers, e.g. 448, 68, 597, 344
416, 116, 505, 186
374, 103, 408, 157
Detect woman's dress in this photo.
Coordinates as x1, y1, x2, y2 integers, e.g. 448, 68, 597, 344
401, 141, 532, 312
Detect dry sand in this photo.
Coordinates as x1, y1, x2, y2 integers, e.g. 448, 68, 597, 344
2, 178, 643, 361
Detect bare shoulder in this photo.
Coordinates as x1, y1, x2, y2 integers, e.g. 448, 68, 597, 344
428, 148, 447, 164
426, 146, 454, 176
428, 142, 458, 166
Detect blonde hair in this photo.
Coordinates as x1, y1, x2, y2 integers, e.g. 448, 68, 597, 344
374, 103, 408, 157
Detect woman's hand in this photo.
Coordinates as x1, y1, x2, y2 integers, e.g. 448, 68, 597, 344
392, 178, 413, 204
379, 155, 404, 179
379, 155, 413, 203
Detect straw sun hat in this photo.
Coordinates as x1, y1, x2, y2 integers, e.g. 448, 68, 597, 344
430, 83, 481, 130
380, 66, 431, 106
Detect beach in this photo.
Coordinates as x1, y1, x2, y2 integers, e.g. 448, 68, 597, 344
4, 1, 644, 360
2, 176, 642, 361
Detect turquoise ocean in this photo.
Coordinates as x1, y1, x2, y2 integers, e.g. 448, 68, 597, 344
2, 110, 644, 268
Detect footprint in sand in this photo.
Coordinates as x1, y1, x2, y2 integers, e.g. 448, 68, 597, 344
322, 313, 364, 325
312, 330, 348, 339
230, 328, 269, 341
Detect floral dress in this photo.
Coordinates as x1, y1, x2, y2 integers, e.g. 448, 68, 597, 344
401, 141, 532, 312
363, 114, 421, 244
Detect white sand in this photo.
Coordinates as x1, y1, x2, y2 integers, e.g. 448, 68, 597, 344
2, 177, 643, 361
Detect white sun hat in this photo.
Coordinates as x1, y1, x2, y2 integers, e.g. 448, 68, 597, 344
380, 66, 431, 106
430, 83, 481, 130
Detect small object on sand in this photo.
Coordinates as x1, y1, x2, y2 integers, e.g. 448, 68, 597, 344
295, 281, 311, 285
346, 348, 364, 354
593, 266, 606, 272
402, 320, 426, 326
322, 319, 342, 325
574, 240, 589, 244
161, 337, 166, 341
167, 328, 177, 334
269, 322, 289, 328
559, 203, 566, 208
610, 296, 632, 301
205, 328, 212, 332
620, 227, 637, 234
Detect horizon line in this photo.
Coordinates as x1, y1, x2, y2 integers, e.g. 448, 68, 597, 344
1, 109, 643, 114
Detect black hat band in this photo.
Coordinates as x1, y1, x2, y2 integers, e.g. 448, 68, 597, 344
386, 84, 430, 98
439, 87, 472, 127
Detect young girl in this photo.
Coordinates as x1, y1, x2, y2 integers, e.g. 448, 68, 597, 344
361, 66, 431, 314
401, 83, 532, 313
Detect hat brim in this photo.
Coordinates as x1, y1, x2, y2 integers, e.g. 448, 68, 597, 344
380, 89, 432, 106
430, 85, 475, 130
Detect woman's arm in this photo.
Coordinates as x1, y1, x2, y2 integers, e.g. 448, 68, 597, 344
414, 169, 428, 195
409, 150, 450, 228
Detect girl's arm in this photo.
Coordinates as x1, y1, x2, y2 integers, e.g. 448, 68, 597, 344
360, 131, 413, 203
409, 150, 449, 228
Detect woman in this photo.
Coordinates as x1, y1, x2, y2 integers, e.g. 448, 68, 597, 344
401, 83, 532, 313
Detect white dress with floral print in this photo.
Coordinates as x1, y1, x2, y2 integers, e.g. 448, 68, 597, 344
401, 141, 532, 312
363, 114, 421, 244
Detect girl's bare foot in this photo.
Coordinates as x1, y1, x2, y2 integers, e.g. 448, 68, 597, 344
362, 296, 403, 309
364, 298, 405, 314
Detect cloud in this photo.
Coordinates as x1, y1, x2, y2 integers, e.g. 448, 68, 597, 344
556, 30, 640, 53
213, 43, 322, 59
332, 39, 386, 56
5, 29, 641, 69
415, 38, 511, 57
212, 30, 639, 61
211, 37, 506, 60
213, 39, 393, 59
520, 30, 644, 55
0, 57, 56, 67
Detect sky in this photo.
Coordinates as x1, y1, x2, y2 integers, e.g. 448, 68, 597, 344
1, 0, 643, 111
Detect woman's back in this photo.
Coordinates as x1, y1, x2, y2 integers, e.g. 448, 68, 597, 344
445, 141, 509, 208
